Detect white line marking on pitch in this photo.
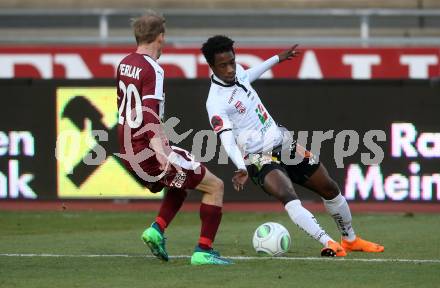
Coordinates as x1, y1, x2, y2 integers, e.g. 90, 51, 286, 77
1, 253, 439, 264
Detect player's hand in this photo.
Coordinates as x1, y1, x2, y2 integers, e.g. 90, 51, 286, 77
156, 151, 171, 171
232, 169, 248, 191
278, 44, 300, 62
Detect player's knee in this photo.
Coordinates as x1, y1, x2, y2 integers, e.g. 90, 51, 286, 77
214, 178, 224, 194
323, 179, 341, 200
208, 176, 224, 196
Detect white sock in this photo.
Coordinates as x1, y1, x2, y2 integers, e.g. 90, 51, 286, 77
323, 193, 356, 241
285, 200, 333, 246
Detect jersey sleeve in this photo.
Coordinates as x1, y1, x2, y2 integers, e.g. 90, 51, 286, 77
219, 130, 246, 170
245, 55, 279, 83
141, 64, 164, 102
207, 102, 233, 135
142, 99, 161, 139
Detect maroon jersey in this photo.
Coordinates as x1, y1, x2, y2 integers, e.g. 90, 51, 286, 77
117, 53, 165, 175
116, 52, 206, 189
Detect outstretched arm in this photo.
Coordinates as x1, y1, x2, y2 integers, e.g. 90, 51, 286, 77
246, 55, 279, 83
246, 44, 300, 83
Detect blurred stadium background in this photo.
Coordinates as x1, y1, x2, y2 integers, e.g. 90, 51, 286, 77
1, 1, 440, 287
0, 0, 439, 207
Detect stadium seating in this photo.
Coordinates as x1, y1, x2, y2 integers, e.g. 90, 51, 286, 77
2, 0, 440, 9
0, 0, 439, 45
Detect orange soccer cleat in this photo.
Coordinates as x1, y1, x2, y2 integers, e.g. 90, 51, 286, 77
341, 236, 384, 253
321, 240, 347, 257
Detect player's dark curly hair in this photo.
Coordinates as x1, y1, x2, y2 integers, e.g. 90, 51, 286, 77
201, 35, 235, 66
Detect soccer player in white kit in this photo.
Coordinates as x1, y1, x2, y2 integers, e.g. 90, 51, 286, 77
202, 35, 384, 257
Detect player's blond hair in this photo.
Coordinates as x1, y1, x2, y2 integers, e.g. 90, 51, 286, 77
131, 10, 166, 45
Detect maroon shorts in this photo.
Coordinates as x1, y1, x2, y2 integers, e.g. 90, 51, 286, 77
128, 146, 206, 191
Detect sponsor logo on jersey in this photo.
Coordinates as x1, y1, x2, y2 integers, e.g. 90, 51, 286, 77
259, 118, 274, 135
211, 115, 224, 132
255, 103, 268, 124
228, 88, 238, 104
234, 101, 246, 114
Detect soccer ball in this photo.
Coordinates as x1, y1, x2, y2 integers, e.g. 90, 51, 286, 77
252, 222, 291, 256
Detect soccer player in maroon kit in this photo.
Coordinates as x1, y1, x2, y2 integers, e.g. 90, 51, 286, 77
116, 11, 231, 265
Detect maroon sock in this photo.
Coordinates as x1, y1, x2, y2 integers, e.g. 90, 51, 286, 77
155, 188, 187, 232
198, 203, 222, 250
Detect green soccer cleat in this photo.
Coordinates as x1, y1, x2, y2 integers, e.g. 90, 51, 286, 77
190, 246, 233, 265
141, 224, 169, 261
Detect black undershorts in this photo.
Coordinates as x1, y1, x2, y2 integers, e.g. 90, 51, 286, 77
246, 143, 320, 188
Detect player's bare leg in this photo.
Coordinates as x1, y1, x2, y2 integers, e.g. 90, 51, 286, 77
262, 169, 345, 257
303, 163, 384, 253
195, 169, 224, 207
190, 169, 232, 265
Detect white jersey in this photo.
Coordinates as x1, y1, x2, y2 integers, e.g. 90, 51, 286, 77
206, 61, 283, 155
